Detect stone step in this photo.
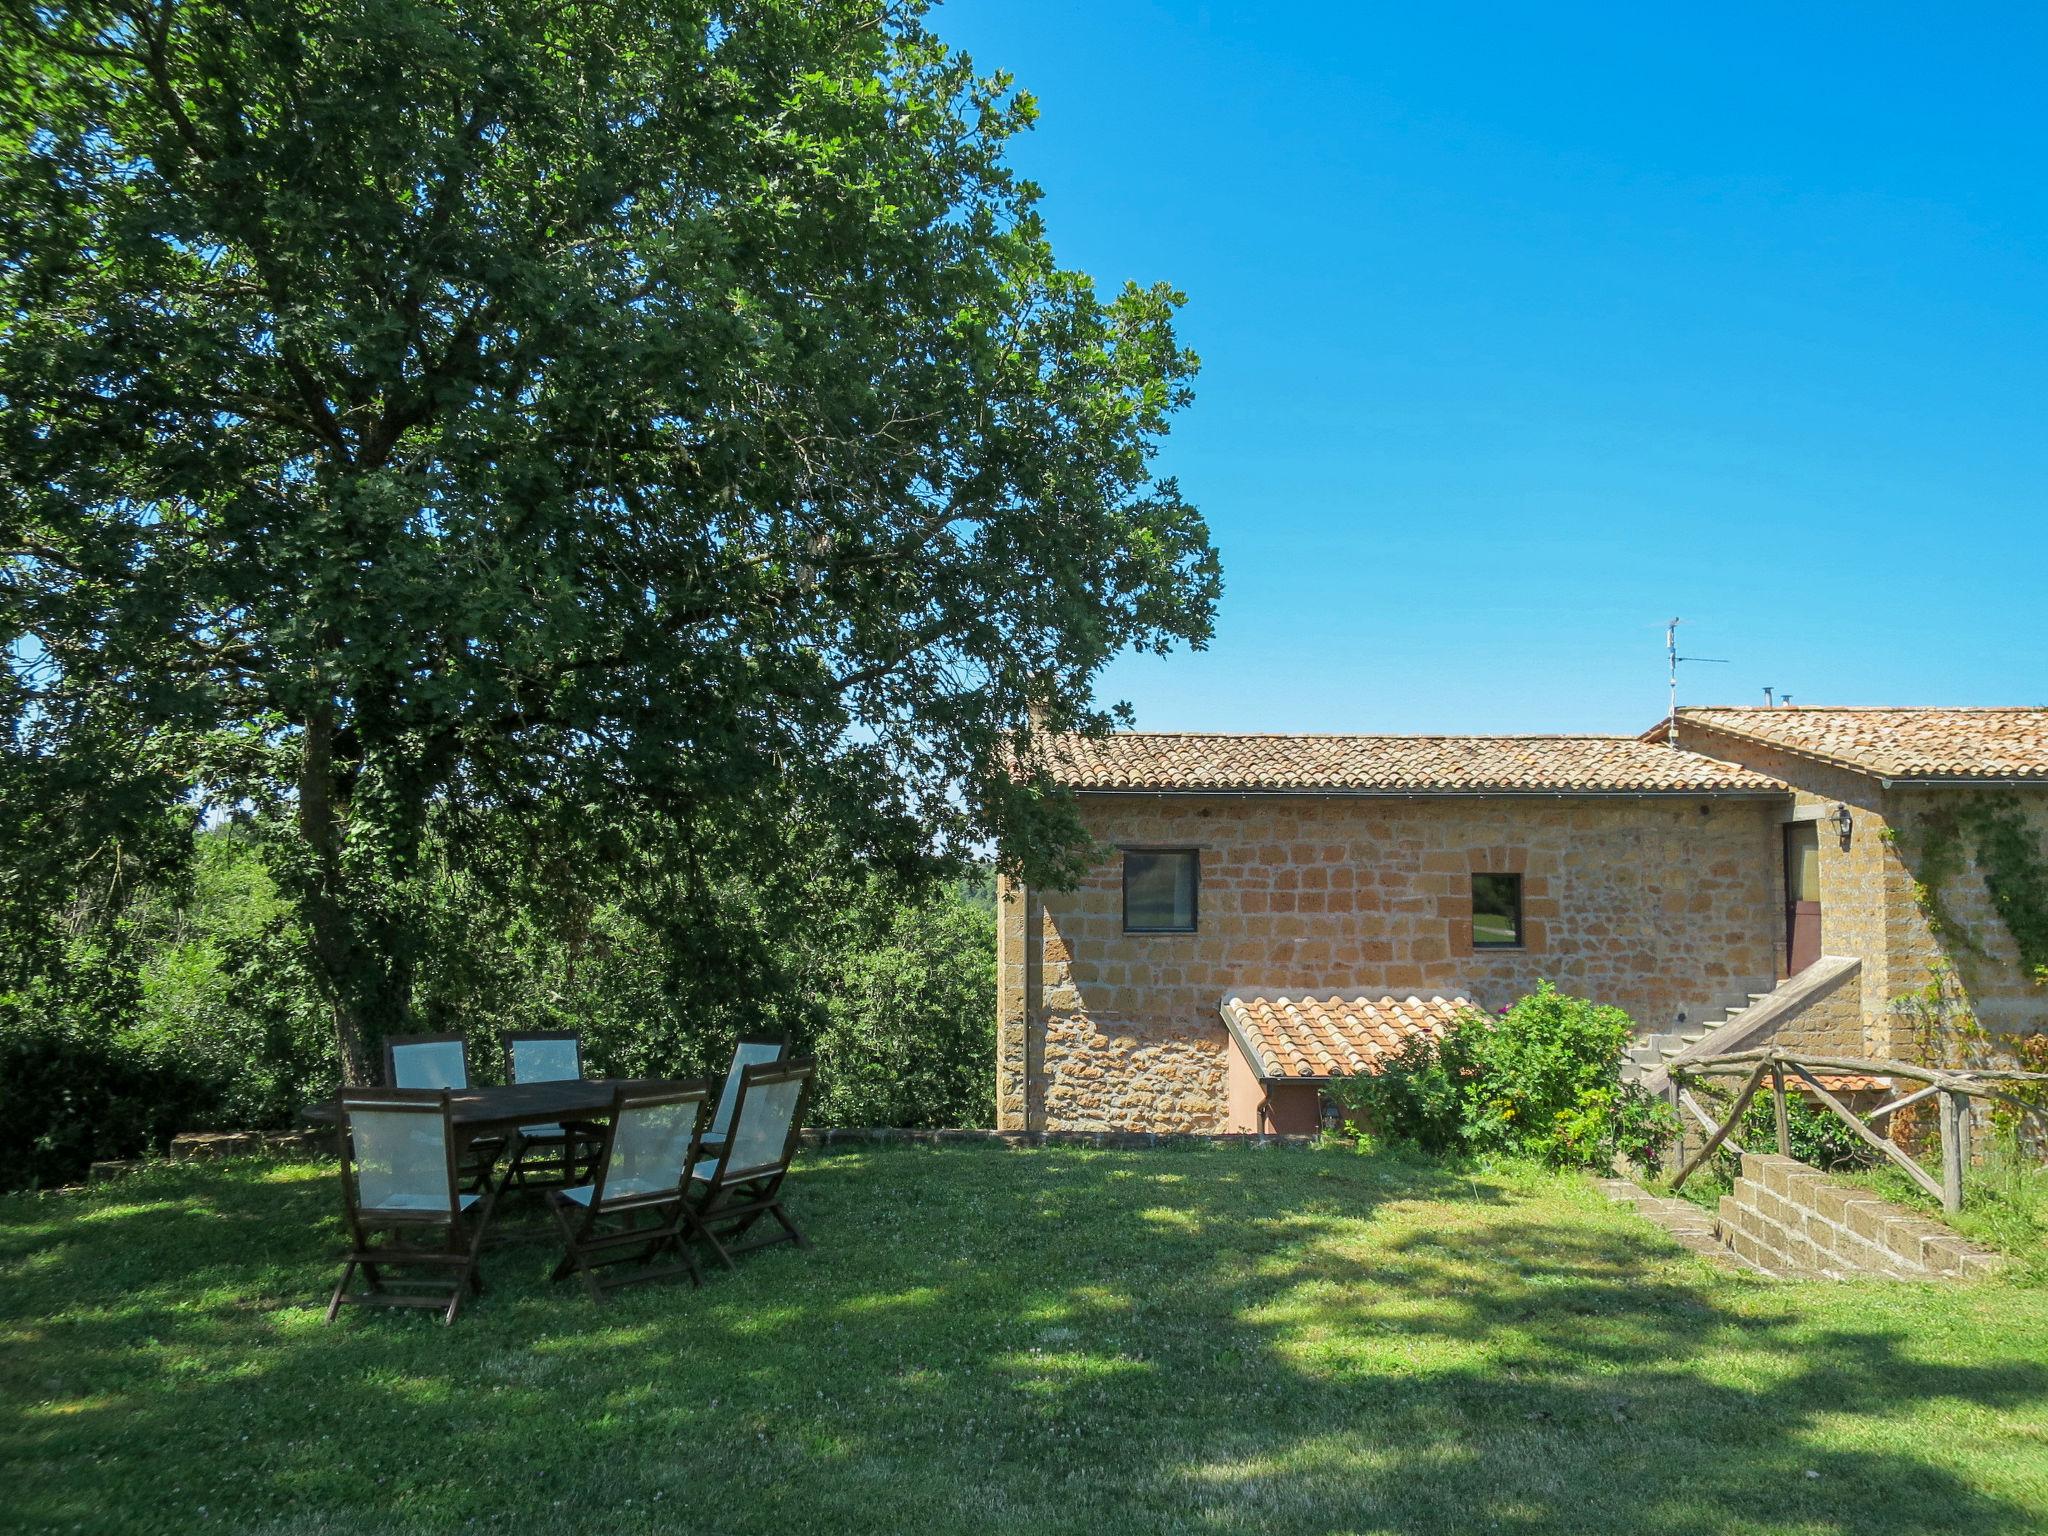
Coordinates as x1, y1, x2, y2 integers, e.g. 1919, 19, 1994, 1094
1591, 1176, 1764, 1275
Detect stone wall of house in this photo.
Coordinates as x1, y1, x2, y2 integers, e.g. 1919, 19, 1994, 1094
1671, 722, 2048, 1058
1885, 785, 2048, 1048
1669, 722, 1896, 1048
997, 791, 1785, 1133
1764, 956, 1866, 1056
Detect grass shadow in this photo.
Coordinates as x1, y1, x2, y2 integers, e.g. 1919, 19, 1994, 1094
3, 1145, 2045, 1534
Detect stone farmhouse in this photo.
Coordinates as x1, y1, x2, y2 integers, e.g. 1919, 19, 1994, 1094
995, 707, 2048, 1135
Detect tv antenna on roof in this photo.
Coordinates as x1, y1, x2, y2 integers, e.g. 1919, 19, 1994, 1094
1665, 618, 1728, 746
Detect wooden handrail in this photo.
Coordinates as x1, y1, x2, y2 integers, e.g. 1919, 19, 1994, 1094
1669, 1047, 2048, 1086
1669, 1061, 1770, 1193
1665, 1049, 2048, 1212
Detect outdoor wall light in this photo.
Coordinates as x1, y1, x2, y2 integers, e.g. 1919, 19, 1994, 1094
1831, 803, 1854, 848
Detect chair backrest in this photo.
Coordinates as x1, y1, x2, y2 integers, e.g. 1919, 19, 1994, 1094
385, 1033, 470, 1090
710, 1035, 786, 1136
507, 1031, 583, 1085
340, 1089, 460, 1217
592, 1083, 709, 1210
714, 1059, 815, 1183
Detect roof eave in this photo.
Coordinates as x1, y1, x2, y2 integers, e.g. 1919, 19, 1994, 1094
1217, 1001, 1278, 1081
1662, 714, 1890, 779
1066, 786, 1789, 799
1879, 776, 2048, 789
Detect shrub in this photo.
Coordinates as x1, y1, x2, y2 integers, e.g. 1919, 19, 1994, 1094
127, 834, 336, 1129
1328, 1026, 1472, 1154
0, 978, 220, 1188
1328, 982, 1677, 1170
0, 812, 1004, 1190
1732, 1089, 1876, 1172
1458, 983, 1637, 1163
808, 886, 996, 1128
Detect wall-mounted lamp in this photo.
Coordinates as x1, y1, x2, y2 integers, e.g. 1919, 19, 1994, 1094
1831, 803, 1854, 849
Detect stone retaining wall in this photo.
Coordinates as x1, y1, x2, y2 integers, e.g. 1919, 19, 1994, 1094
796, 1127, 1318, 1151
30, 1125, 1318, 1196
156, 1124, 1320, 1166
1718, 1151, 2000, 1280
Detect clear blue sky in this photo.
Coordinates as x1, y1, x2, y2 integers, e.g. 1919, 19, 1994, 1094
936, 1, 2048, 733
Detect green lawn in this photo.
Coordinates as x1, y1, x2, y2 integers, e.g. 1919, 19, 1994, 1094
4, 1146, 2046, 1535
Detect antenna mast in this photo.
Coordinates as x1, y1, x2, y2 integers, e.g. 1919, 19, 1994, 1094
1664, 618, 1730, 746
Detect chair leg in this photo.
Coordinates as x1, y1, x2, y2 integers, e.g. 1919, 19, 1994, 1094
545, 1194, 610, 1301
685, 1201, 738, 1271
326, 1261, 357, 1323
670, 1224, 705, 1288
545, 1195, 584, 1282
770, 1201, 812, 1250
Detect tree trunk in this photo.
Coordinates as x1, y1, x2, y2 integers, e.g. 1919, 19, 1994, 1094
299, 706, 380, 1085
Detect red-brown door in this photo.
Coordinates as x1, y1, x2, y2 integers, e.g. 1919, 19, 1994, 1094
1784, 821, 1821, 975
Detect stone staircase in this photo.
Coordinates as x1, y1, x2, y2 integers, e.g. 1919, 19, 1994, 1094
1627, 955, 1864, 1096
1620, 989, 1774, 1084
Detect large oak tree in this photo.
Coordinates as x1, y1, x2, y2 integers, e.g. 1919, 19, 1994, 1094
1, 0, 1217, 1078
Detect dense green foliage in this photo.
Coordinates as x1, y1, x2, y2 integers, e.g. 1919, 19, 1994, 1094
0, 825, 995, 1188
6, 1148, 2045, 1535
1731, 1087, 1879, 1173
1330, 982, 1679, 1169
1327, 1026, 1472, 1155
2, 0, 1216, 1079
806, 888, 996, 1129
1902, 793, 2048, 986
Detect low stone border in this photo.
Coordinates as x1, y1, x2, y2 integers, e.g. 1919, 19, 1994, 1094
92, 1125, 1305, 1184
797, 1127, 1319, 1151
171, 1130, 331, 1162
1719, 1152, 2002, 1280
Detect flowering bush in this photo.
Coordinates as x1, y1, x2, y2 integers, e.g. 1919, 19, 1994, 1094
1328, 982, 1677, 1170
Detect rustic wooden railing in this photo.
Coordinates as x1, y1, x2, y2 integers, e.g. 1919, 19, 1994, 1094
1665, 1049, 2048, 1212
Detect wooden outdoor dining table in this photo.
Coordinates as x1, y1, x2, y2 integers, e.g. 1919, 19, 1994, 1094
300, 1077, 684, 1148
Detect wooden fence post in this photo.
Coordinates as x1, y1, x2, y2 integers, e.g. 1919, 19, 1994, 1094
1938, 1088, 1966, 1214
1663, 1079, 1684, 1174
1770, 1059, 1791, 1158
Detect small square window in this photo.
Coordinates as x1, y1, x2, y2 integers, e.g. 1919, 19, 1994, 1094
1123, 849, 1198, 933
1471, 873, 1523, 948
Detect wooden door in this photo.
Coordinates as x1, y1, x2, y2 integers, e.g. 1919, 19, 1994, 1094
1784, 822, 1822, 975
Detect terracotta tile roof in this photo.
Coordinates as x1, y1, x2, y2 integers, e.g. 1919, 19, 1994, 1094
1222, 991, 1477, 1080
1802, 1072, 1893, 1094
1033, 733, 1787, 795
1669, 707, 2048, 781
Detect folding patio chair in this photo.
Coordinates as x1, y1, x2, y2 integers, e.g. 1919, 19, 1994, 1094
327, 1088, 501, 1325
698, 1034, 787, 1152
501, 1030, 599, 1189
686, 1058, 815, 1269
383, 1033, 505, 1189
545, 1082, 711, 1303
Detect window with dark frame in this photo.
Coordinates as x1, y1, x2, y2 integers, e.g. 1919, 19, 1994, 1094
1470, 872, 1523, 948
1123, 848, 1198, 933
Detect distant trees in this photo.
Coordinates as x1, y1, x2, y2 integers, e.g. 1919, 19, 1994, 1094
0, 821, 996, 1188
